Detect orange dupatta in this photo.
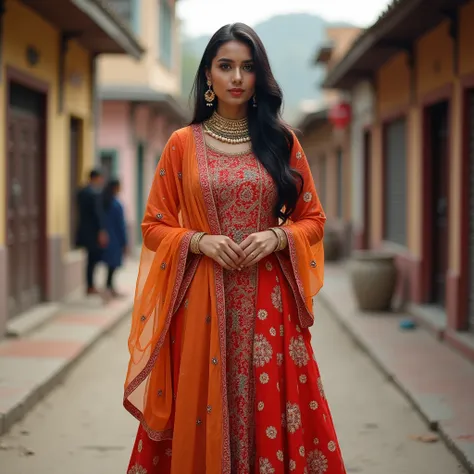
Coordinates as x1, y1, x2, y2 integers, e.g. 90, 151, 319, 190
124, 125, 326, 474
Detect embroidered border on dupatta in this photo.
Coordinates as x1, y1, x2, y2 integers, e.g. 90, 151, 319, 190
276, 227, 314, 328
192, 124, 231, 474
124, 229, 196, 441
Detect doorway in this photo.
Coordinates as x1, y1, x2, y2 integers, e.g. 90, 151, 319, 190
6, 81, 46, 317
69, 117, 82, 249
426, 101, 449, 308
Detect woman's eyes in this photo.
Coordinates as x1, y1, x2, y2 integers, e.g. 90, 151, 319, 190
219, 64, 254, 72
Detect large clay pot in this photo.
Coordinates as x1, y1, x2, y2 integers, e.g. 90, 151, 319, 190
323, 228, 340, 262
348, 251, 397, 311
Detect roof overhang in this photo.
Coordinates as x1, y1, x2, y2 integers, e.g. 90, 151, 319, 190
20, 0, 145, 59
296, 108, 329, 134
99, 85, 190, 123
323, 0, 467, 90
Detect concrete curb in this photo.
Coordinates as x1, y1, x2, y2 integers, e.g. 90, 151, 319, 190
318, 292, 474, 474
0, 299, 133, 436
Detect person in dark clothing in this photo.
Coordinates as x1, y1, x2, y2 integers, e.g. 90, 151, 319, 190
76, 169, 108, 295
102, 179, 128, 298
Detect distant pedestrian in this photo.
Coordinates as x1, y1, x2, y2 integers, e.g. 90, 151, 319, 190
76, 169, 108, 295
101, 179, 128, 298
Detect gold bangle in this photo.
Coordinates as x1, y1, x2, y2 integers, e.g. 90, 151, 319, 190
270, 227, 287, 252
190, 232, 206, 255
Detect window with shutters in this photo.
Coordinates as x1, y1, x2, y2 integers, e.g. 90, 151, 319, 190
109, 0, 140, 33
384, 119, 407, 246
336, 148, 343, 218
159, 0, 173, 69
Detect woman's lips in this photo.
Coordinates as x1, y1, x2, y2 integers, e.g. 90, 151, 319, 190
229, 89, 244, 97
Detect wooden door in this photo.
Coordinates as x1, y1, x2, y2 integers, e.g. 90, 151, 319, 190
7, 83, 45, 317
69, 118, 81, 249
429, 101, 449, 307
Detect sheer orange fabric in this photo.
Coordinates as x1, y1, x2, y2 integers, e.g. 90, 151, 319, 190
124, 126, 327, 474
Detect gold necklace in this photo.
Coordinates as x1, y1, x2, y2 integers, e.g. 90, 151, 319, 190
203, 112, 251, 144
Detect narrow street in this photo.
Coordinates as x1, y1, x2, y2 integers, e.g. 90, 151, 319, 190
0, 303, 466, 474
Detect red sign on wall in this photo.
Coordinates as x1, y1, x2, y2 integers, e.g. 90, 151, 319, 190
329, 102, 352, 129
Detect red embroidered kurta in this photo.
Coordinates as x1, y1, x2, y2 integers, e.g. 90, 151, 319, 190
127, 142, 346, 474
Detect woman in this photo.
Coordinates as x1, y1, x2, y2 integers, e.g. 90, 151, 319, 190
125, 23, 346, 474
102, 179, 127, 298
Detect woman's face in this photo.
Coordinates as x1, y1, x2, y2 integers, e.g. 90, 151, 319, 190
206, 40, 256, 112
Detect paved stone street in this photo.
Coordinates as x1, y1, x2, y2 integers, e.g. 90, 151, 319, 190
0, 302, 467, 474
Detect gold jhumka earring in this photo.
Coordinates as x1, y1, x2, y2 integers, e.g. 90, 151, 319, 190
204, 80, 215, 107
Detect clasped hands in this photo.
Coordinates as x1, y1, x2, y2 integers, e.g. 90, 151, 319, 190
198, 231, 282, 271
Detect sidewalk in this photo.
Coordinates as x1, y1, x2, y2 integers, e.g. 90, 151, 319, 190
318, 263, 474, 473
0, 259, 138, 436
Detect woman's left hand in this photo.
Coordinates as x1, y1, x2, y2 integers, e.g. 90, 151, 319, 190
239, 231, 278, 268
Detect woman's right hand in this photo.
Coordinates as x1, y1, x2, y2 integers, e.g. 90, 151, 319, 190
198, 235, 246, 270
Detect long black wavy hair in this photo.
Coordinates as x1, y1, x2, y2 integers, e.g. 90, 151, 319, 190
190, 23, 303, 222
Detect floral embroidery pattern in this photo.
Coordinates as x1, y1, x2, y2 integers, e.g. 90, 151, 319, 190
266, 426, 277, 439
260, 372, 270, 384
289, 336, 310, 367
254, 334, 273, 367
286, 402, 302, 434
307, 449, 329, 473
206, 146, 277, 472
318, 377, 325, 399
271, 285, 283, 312
128, 463, 147, 474
259, 457, 276, 474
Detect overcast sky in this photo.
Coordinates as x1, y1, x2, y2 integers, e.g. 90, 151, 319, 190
177, 0, 393, 37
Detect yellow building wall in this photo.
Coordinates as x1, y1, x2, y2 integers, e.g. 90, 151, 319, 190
416, 21, 454, 96
377, 52, 410, 115
0, 0, 93, 248
98, 0, 181, 96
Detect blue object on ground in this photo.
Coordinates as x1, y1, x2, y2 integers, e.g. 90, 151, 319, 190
399, 319, 417, 330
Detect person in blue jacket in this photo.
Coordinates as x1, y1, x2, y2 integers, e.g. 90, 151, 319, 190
102, 179, 128, 298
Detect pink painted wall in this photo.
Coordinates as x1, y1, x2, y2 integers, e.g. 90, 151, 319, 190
99, 100, 180, 248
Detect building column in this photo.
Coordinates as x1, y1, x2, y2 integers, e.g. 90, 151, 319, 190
447, 79, 465, 330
